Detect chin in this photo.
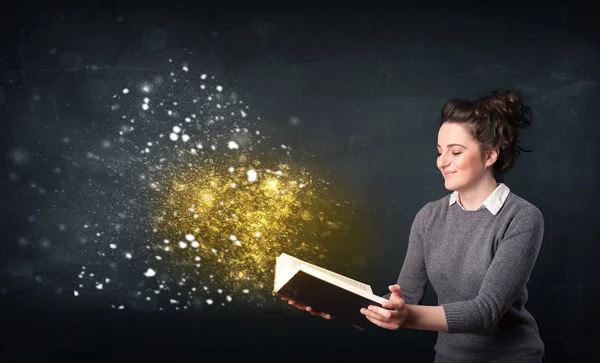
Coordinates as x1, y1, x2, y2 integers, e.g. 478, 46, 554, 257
444, 180, 462, 192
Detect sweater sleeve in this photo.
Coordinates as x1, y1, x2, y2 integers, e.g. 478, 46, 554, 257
442, 205, 544, 334
382, 203, 430, 305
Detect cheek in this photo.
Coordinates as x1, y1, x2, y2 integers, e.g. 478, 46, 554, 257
455, 154, 480, 173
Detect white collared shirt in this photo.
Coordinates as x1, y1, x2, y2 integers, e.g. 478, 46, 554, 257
449, 183, 511, 215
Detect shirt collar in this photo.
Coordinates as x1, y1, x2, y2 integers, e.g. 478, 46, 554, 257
449, 183, 511, 216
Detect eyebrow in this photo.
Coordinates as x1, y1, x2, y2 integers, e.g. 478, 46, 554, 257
437, 143, 467, 149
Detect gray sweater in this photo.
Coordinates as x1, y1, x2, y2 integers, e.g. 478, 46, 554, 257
387, 192, 545, 363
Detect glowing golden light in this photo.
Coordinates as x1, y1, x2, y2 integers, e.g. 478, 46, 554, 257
148, 151, 356, 299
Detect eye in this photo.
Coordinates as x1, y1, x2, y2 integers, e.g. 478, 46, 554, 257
436, 152, 441, 157
452, 152, 462, 155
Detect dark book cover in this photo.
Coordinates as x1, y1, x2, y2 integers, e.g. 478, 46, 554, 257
276, 270, 386, 330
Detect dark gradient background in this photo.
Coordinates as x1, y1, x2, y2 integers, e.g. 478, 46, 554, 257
1, 1, 599, 362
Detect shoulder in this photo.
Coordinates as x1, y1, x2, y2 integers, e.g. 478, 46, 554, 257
501, 193, 544, 223
498, 193, 545, 237
412, 193, 452, 226
420, 193, 452, 215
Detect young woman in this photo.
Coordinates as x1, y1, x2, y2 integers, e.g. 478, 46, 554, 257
283, 91, 546, 362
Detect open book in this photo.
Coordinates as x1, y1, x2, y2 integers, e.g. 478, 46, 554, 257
273, 253, 388, 330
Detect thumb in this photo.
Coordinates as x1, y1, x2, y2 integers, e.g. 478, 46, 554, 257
382, 285, 404, 310
388, 284, 404, 299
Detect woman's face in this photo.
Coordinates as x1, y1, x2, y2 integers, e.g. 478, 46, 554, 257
436, 122, 493, 191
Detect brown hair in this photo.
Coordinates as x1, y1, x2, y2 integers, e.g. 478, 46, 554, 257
440, 90, 532, 174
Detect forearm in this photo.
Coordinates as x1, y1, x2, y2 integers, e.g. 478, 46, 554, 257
403, 304, 448, 333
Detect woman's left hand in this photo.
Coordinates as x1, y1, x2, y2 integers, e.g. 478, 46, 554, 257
360, 284, 409, 330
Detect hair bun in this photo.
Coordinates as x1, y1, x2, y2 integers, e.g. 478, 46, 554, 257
475, 91, 531, 151
476, 91, 530, 124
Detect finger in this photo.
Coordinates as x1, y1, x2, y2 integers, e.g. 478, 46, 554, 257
306, 306, 323, 316
306, 306, 332, 319
288, 300, 306, 309
361, 306, 392, 320
306, 306, 321, 316
314, 310, 332, 319
364, 314, 399, 330
382, 297, 405, 310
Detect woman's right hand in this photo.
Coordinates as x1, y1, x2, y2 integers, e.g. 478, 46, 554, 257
280, 297, 333, 320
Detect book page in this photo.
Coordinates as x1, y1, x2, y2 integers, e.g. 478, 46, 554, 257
299, 264, 387, 305
275, 253, 377, 295
301, 260, 372, 293
273, 253, 302, 292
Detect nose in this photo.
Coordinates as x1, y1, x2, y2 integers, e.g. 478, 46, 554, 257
437, 153, 450, 170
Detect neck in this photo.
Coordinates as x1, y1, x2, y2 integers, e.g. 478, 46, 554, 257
457, 173, 498, 211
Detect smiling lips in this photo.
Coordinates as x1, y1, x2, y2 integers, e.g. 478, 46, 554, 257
443, 171, 456, 178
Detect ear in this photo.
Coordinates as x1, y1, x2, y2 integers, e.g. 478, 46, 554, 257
485, 148, 499, 168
